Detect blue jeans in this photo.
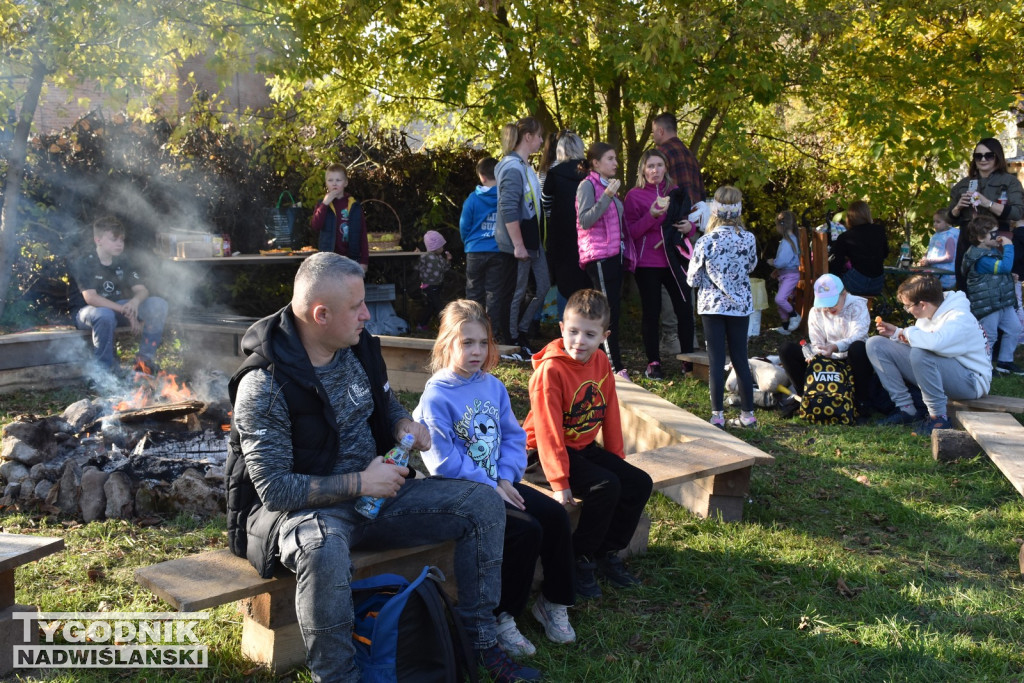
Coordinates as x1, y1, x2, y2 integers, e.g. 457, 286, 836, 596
841, 268, 884, 296
978, 306, 1022, 363
277, 478, 505, 683
74, 297, 168, 370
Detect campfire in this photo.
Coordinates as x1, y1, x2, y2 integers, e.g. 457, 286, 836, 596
0, 369, 231, 522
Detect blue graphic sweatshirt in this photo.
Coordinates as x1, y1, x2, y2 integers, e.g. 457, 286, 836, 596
412, 369, 527, 487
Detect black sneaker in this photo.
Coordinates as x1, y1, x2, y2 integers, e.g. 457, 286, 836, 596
995, 361, 1024, 375
574, 556, 602, 599
876, 408, 923, 426
644, 362, 664, 380
477, 644, 542, 682
596, 552, 641, 588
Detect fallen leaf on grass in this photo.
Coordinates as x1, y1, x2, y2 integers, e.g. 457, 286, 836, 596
836, 577, 865, 598
87, 567, 106, 582
604, 654, 619, 663
856, 475, 871, 485
798, 615, 811, 630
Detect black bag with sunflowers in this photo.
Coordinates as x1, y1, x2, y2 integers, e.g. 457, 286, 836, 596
798, 354, 856, 425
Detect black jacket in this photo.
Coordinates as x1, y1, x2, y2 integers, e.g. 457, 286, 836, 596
226, 305, 395, 577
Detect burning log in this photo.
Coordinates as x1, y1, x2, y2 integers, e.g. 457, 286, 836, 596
114, 400, 206, 423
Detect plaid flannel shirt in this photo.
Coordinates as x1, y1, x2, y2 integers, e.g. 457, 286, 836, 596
659, 137, 705, 203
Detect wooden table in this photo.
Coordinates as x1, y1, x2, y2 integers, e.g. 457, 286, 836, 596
0, 533, 64, 674
165, 251, 421, 318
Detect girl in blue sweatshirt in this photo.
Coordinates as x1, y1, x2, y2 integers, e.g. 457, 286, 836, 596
413, 300, 577, 657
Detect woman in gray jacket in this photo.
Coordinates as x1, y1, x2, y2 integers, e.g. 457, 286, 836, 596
494, 116, 545, 347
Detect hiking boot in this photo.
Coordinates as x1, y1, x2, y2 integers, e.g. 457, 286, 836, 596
644, 362, 664, 380
574, 556, 602, 599
995, 361, 1024, 375
495, 613, 536, 658
477, 644, 542, 682
877, 408, 923, 426
916, 415, 953, 436
530, 595, 576, 644
596, 552, 641, 588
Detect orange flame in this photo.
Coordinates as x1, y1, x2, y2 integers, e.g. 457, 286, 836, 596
113, 369, 194, 411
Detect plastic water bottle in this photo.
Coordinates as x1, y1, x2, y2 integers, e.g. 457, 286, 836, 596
354, 433, 416, 519
899, 241, 911, 268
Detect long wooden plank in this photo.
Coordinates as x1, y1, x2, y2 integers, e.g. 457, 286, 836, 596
135, 544, 449, 612
0, 535, 64, 574
951, 395, 1024, 415
956, 411, 1024, 498
626, 442, 754, 490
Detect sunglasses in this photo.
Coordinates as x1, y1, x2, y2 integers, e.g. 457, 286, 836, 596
974, 151, 996, 161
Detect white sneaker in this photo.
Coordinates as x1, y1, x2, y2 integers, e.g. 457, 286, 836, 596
531, 596, 576, 644
495, 612, 536, 657
772, 325, 791, 335
787, 314, 802, 332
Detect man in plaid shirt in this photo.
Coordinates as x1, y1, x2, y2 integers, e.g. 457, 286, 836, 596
652, 111, 706, 357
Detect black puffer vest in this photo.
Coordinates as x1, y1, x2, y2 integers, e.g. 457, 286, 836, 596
225, 306, 394, 577
962, 246, 1017, 320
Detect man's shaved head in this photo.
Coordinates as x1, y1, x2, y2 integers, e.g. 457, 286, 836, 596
293, 252, 366, 319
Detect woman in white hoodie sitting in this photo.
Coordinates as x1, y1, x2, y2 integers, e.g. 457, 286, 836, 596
867, 274, 991, 435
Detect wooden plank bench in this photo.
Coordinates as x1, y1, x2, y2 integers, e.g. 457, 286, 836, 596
949, 411, 1024, 575
0, 534, 64, 675
676, 351, 710, 382
136, 541, 457, 674
0, 328, 136, 394
950, 394, 1024, 416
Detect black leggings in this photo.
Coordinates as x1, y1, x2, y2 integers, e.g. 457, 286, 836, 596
585, 256, 623, 371
634, 266, 694, 363
702, 314, 754, 412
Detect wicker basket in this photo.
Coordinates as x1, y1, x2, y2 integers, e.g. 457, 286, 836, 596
364, 199, 402, 251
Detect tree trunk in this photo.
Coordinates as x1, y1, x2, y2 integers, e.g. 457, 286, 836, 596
0, 56, 49, 323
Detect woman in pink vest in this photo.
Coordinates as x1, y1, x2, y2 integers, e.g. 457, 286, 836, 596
576, 141, 634, 378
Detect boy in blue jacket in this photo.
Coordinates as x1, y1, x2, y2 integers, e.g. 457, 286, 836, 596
460, 158, 502, 328
961, 214, 1022, 374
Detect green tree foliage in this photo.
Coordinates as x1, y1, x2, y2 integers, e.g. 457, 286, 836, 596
270, 0, 1023, 240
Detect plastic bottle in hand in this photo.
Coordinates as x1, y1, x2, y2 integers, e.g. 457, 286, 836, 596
899, 241, 911, 268
354, 433, 416, 519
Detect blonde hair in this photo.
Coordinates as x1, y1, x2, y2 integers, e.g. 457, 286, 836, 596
705, 185, 745, 233
430, 300, 499, 374
500, 116, 542, 156
634, 149, 672, 189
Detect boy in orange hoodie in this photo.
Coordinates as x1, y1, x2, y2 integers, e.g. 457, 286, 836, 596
523, 289, 653, 599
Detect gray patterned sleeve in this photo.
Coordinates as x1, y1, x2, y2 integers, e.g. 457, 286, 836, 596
234, 370, 313, 511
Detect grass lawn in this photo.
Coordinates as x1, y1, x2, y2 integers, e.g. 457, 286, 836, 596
2, 321, 1023, 681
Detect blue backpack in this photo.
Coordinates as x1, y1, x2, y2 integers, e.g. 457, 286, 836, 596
351, 566, 479, 683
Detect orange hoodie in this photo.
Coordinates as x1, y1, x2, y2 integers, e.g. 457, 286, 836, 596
523, 338, 624, 492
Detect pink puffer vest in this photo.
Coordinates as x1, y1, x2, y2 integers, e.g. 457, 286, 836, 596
576, 173, 636, 270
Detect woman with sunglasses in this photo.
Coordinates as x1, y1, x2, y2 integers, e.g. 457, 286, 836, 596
948, 138, 1024, 289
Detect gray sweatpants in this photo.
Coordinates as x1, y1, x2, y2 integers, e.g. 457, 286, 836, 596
865, 335, 985, 417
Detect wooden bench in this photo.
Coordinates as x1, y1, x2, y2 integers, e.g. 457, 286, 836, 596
614, 376, 772, 522
676, 350, 710, 382
0, 328, 141, 394
0, 534, 64, 675
945, 411, 1024, 575
949, 394, 1024, 416
136, 541, 457, 674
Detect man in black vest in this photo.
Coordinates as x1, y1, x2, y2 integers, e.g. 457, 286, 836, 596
228, 253, 540, 682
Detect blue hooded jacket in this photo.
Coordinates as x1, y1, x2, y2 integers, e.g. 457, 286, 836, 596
459, 185, 500, 253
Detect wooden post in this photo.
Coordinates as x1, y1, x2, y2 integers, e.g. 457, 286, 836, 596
931, 430, 982, 462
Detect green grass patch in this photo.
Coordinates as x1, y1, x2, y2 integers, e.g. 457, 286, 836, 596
3, 355, 1024, 681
